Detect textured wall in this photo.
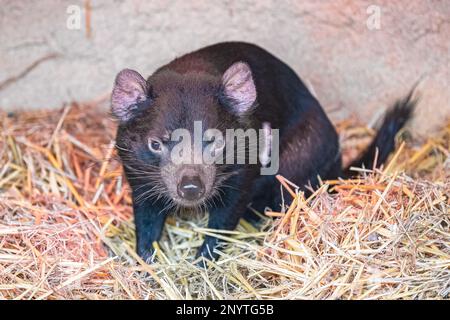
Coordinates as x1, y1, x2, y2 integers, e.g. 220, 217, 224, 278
0, 0, 449, 135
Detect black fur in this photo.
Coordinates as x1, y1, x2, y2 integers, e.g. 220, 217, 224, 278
112, 42, 415, 264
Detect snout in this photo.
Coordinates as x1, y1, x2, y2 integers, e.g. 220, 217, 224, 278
177, 175, 205, 201
161, 163, 216, 206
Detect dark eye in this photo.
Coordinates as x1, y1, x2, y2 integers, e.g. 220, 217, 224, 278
148, 138, 163, 153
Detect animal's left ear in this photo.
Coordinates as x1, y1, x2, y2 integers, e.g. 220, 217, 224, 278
220, 62, 257, 115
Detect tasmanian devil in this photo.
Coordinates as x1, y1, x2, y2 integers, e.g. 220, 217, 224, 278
110, 41, 416, 264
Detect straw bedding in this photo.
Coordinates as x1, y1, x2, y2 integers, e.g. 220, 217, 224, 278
0, 101, 448, 300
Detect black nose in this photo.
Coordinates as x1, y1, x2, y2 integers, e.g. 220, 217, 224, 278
177, 175, 205, 201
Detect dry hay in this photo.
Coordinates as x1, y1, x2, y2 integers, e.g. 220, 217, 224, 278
0, 102, 448, 300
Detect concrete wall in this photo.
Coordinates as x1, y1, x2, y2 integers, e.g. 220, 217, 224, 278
0, 0, 449, 136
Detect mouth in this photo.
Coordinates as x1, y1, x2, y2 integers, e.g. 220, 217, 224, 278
171, 195, 208, 208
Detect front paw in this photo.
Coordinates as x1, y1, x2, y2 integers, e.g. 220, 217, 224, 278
137, 246, 156, 264
195, 237, 220, 267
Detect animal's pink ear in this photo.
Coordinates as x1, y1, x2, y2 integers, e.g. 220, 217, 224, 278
221, 62, 257, 115
111, 69, 149, 122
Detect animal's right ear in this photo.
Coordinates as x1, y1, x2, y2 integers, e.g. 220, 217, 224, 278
111, 69, 150, 122
220, 62, 257, 116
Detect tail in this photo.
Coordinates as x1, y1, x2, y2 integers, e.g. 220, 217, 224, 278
344, 88, 418, 176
